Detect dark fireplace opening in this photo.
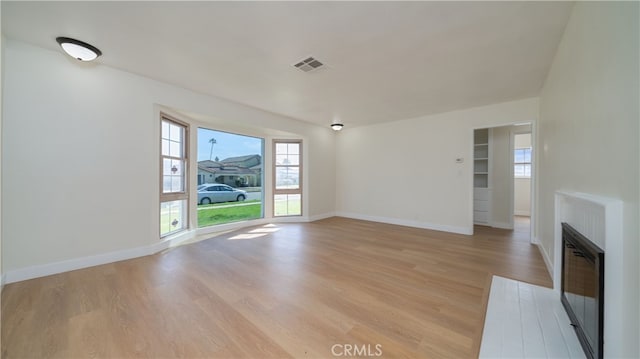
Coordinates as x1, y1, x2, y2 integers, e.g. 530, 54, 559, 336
561, 222, 604, 359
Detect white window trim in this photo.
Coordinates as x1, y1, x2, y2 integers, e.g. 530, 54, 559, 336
160, 113, 190, 238
273, 139, 303, 217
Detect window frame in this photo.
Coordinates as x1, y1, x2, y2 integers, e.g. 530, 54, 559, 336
514, 147, 532, 178
160, 113, 189, 238
273, 139, 303, 217
196, 126, 266, 228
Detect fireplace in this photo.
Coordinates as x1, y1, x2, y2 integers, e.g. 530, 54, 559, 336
561, 222, 604, 359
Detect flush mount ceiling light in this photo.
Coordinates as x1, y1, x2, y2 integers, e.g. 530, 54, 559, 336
56, 37, 102, 61
331, 123, 344, 131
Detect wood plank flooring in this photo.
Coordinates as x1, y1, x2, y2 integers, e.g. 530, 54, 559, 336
2, 217, 551, 358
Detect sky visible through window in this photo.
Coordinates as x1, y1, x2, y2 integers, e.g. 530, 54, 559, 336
197, 128, 262, 162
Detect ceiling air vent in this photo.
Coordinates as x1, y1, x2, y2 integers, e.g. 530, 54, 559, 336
293, 56, 325, 73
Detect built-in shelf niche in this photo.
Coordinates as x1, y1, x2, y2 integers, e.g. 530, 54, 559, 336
473, 128, 489, 189
474, 173, 488, 188
474, 160, 488, 173
473, 128, 491, 225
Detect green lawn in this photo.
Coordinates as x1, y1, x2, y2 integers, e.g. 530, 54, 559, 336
274, 197, 301, 216
197, 202, 262, 227
162, 198, 298, 230
198, 199, 260, 209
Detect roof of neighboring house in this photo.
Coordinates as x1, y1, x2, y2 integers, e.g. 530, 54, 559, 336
198, 156, 260, 176
198, 166, 257, 176
197, 160, 223, 168
198, 167, 256, 176
198, 167, 217, 174
220, 154, 261, 163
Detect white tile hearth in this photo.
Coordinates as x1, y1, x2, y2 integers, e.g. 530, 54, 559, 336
479, 276, 584, 359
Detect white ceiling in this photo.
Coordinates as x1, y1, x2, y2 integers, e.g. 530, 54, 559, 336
2, 1, 574, 128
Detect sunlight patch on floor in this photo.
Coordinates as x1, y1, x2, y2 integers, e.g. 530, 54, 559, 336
228, 224, 280, 240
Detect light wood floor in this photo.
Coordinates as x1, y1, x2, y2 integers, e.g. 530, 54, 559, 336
475, 216, 532, 243
2, 217, 551, 358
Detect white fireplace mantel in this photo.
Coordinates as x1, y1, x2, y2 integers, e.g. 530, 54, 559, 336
554, 190, 623, 358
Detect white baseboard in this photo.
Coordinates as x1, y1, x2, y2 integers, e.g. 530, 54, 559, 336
306, 212, 336, 222
3, 214, 337, 284
335, 212, 472, 235
266, 212, 336, 224
4, 241, 169, 284
535, 240, 554, 283
530, 235, 540, 245
270, 217, 306, 224
490, 221, 513, 230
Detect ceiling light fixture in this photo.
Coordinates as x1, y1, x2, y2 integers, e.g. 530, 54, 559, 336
56, 37, 102, 61
331, 123, 344, 131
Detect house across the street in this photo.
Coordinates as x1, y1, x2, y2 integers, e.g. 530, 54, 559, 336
197, 155, 262, 187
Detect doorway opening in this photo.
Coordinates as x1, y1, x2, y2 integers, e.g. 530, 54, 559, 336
472, 123, 534, 243
513, 132, 532, 242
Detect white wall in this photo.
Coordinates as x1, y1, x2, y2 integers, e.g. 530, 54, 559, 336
514, 133, 531, 216
336, 97, 538, 235
514, 132, 531, 149
514, 179, 530, 216
0, 31, 4, 287
538, 2, 639, 357
2, 40, 336, 276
